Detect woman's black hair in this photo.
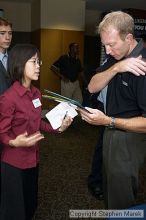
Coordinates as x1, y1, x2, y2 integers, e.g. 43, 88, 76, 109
8, 44, 40, 83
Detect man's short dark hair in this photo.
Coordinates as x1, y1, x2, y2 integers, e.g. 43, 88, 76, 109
69, 42, 78, 51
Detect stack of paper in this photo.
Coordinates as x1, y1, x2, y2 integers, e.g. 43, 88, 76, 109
45, 102, 78, 129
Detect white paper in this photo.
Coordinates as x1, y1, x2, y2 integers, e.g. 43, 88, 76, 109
45, 102, 78, 129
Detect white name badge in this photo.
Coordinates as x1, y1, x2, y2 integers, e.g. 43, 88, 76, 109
32, 98, 42, 108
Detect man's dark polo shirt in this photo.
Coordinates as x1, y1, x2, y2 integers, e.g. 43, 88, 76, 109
97, 39, 146, 118
53, 53, 82, 82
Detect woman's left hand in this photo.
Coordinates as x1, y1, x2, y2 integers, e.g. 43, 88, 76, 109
58, 115, 73, 132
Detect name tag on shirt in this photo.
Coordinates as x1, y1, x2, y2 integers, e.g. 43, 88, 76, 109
32, 98, 42, 108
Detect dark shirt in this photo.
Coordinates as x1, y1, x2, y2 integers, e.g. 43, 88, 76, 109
97, 39, 146, 118
0, 81, 57, 169
0, 60, 11, 151
53, 53, 82, 82
0, 61, 11, 95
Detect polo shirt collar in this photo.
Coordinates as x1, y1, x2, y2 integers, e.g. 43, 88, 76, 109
127, 39, 144, 58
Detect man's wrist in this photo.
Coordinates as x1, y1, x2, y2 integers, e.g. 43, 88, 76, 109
112, 63, 119, 76
107, 117, 116, 128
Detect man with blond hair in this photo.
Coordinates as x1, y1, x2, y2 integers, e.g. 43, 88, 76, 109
79, 11, 146, 209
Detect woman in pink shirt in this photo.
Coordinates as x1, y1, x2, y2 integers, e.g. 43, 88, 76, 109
0, 44, 72, 220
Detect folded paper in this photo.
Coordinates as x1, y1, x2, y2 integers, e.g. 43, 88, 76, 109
45, 102, 78, 129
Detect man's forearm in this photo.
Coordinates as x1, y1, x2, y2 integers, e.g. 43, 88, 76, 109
50, 65, 62, 78
88, 64, 118, 93
88, 56, 146, 94
99, 115, 146, 133
114, 116, 146, 133
79, 107, 146, 133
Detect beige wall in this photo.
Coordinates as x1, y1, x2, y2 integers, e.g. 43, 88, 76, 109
0, 1, 31, 31
40, 0, 85, 31
31, 0, 40, 31
0, 1, 101, 35
0, 0, 86, 110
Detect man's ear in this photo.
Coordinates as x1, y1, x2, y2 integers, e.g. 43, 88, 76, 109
125, 33, 133, 43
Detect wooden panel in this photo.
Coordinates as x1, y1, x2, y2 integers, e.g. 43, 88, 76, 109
62, 30, 84, 63
40, 29, 62, 109
40, 29, 62, 90
39, 29, 84, 109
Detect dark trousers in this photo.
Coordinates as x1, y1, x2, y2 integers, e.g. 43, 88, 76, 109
103, 128, 146, 209
0, 162, 39, 220
88, 126, 104, 189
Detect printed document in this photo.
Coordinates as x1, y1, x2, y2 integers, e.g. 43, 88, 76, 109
45, 102, 78, 129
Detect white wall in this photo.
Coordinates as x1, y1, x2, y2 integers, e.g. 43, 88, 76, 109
0, 1, 31, 32
40, 0, 85, 31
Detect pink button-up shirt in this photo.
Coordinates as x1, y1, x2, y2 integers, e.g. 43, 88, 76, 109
0, 81, 57, 169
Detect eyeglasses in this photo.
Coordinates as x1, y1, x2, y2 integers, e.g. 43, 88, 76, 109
28, 59, 42, 66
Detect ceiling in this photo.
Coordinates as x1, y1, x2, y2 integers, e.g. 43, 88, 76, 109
86, 0, 146, 11
2, 0, 146, 12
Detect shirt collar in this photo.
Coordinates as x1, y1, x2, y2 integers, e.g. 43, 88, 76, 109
127, 39, 144, 58
0, 51, 8, 62
13, 81, 38, 97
